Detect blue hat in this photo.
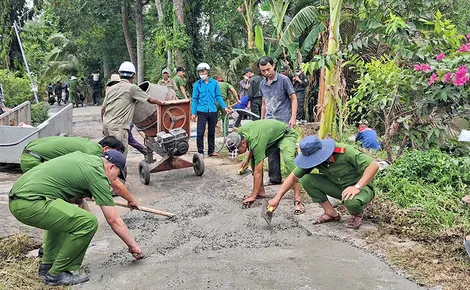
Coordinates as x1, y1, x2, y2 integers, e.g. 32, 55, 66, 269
102, 151, 127, 181
294, 136, 335, 169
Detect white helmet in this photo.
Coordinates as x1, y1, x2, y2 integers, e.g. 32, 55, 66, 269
196, 63, 210, 71
118, 61, 136, 74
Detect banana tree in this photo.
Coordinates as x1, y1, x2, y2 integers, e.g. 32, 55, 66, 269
318, 0, 343, 139
237, 0, 260, 49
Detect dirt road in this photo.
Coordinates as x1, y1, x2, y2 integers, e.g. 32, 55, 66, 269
1, 105, 425, 290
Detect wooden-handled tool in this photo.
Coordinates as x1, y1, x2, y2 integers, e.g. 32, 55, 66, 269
114, 200, 175, 218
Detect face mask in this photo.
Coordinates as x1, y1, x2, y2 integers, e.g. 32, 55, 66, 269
200, 74, 208, 80
243, 75, 249, 80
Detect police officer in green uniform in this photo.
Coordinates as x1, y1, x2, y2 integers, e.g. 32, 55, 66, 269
69, 76, 81, 108
9, 150, 143, 286
225, 119, 304, 214
268, 136, 379, 229
173, 67, 189, 99
20, 136, 137, 206
217, 77, 239, 134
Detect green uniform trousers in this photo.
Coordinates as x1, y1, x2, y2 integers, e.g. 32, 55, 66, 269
9, 198, 98, 275
20, 153, 42, 173
255, 128, 297, 172
299, 174, 375, 215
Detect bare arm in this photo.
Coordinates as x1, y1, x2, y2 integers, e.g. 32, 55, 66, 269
261, 98, 266, 120
251, 160, 264, 196
230, 87, 240, 103
147, 97, 162, 104
101, 106, 106, 121
272, 173, 299, 203
342, 161, 380, 200
288, 93, 298, 127
110, 179, 139, 209
180, 86, 188, 99
100, 205, 143, 258
356, 161, 379, 188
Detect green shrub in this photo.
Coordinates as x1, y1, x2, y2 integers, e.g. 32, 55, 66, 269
31, 102, 49, 125
373, 149, 470, 239
0, 70, 34, 107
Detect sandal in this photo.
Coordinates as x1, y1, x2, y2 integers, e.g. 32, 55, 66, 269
346, 214, 363, 229
312, 212, 341, 225
293, 200, 305, 215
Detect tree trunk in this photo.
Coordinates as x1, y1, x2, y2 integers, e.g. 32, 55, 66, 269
318, 0, 342, 139
121, 1, 137, 67
173, 0, 184, 67
135, 0, 144, 83
155, 0, 164, 22
167, 48, 173, 72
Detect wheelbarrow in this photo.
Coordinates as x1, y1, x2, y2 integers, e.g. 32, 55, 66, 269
133, 82, 204, 185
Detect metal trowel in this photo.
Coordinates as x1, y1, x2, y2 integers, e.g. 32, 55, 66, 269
261, 199, 275, 227
232, 164, 252, 180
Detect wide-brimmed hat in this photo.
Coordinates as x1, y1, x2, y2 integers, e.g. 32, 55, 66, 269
294, 136, 335, 169
106, 74, 120, 87
162, 68, 170, 74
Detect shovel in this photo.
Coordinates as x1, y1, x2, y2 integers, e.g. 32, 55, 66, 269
261, 199, 275, 227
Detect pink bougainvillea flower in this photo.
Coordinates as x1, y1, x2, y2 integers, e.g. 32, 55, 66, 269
453, 66, 469, 86
428, 73, 439, 85
457, 43, 470, 52
467, 33, 470, 40
420, 64, 432, 73
436, 53, 445, 61
443, 72, 453, 83
414, 64, 421, 71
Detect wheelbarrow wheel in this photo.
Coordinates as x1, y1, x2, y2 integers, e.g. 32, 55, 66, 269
193, 153, 205, 176
139, 160, 151, 185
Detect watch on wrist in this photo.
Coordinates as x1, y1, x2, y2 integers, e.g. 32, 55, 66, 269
355, 184, 362, 190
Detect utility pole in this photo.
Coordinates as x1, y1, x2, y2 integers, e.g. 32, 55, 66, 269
13, 21, 38, 104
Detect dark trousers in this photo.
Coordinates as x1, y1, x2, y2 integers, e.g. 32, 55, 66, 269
296, 90, 305, 120
268, 148, 282, 183
197, 111, 218, 155
129, 124, 147, 154
251, 98, 262, 120
92, 90, 100, 105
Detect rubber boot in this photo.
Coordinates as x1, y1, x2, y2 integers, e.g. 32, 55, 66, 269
38, 263, 52, 277
45, 271, 89, 286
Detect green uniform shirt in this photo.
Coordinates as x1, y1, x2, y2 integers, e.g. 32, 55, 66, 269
218, 82, 234, 102
102, 79, 149, 129
25, 136, 102, 161
238, 119, 289, 166
69, 79, 79, 95
157, 78, 177, 90
173, 75, 186, 99
293, 143, 374, 188
11, 152, 115, 206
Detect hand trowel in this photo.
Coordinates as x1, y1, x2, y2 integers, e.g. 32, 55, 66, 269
261, 199, 275, 227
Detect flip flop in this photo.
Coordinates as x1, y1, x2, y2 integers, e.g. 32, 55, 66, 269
293, 200, 305, 215
312, 212, 341, 225
346, 215, 363, 229
242, 196, 256, 209
464, 239, 470, 259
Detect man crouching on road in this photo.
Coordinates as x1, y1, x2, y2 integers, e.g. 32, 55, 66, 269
268, 136, 379, 229
225, 119, 305, 214
9, 150, 143, 286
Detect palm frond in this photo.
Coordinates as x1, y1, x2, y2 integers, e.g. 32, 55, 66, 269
280, 6, 321, 47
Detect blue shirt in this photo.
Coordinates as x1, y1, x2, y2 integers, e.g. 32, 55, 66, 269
191, 78, 227, 114
259, 72, 295, 123
356, 128, 381, 150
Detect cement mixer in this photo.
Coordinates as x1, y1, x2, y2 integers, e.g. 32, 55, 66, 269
133, 82, 204, 185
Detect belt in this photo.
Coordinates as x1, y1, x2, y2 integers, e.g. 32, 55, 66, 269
23, 149, 45, 162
